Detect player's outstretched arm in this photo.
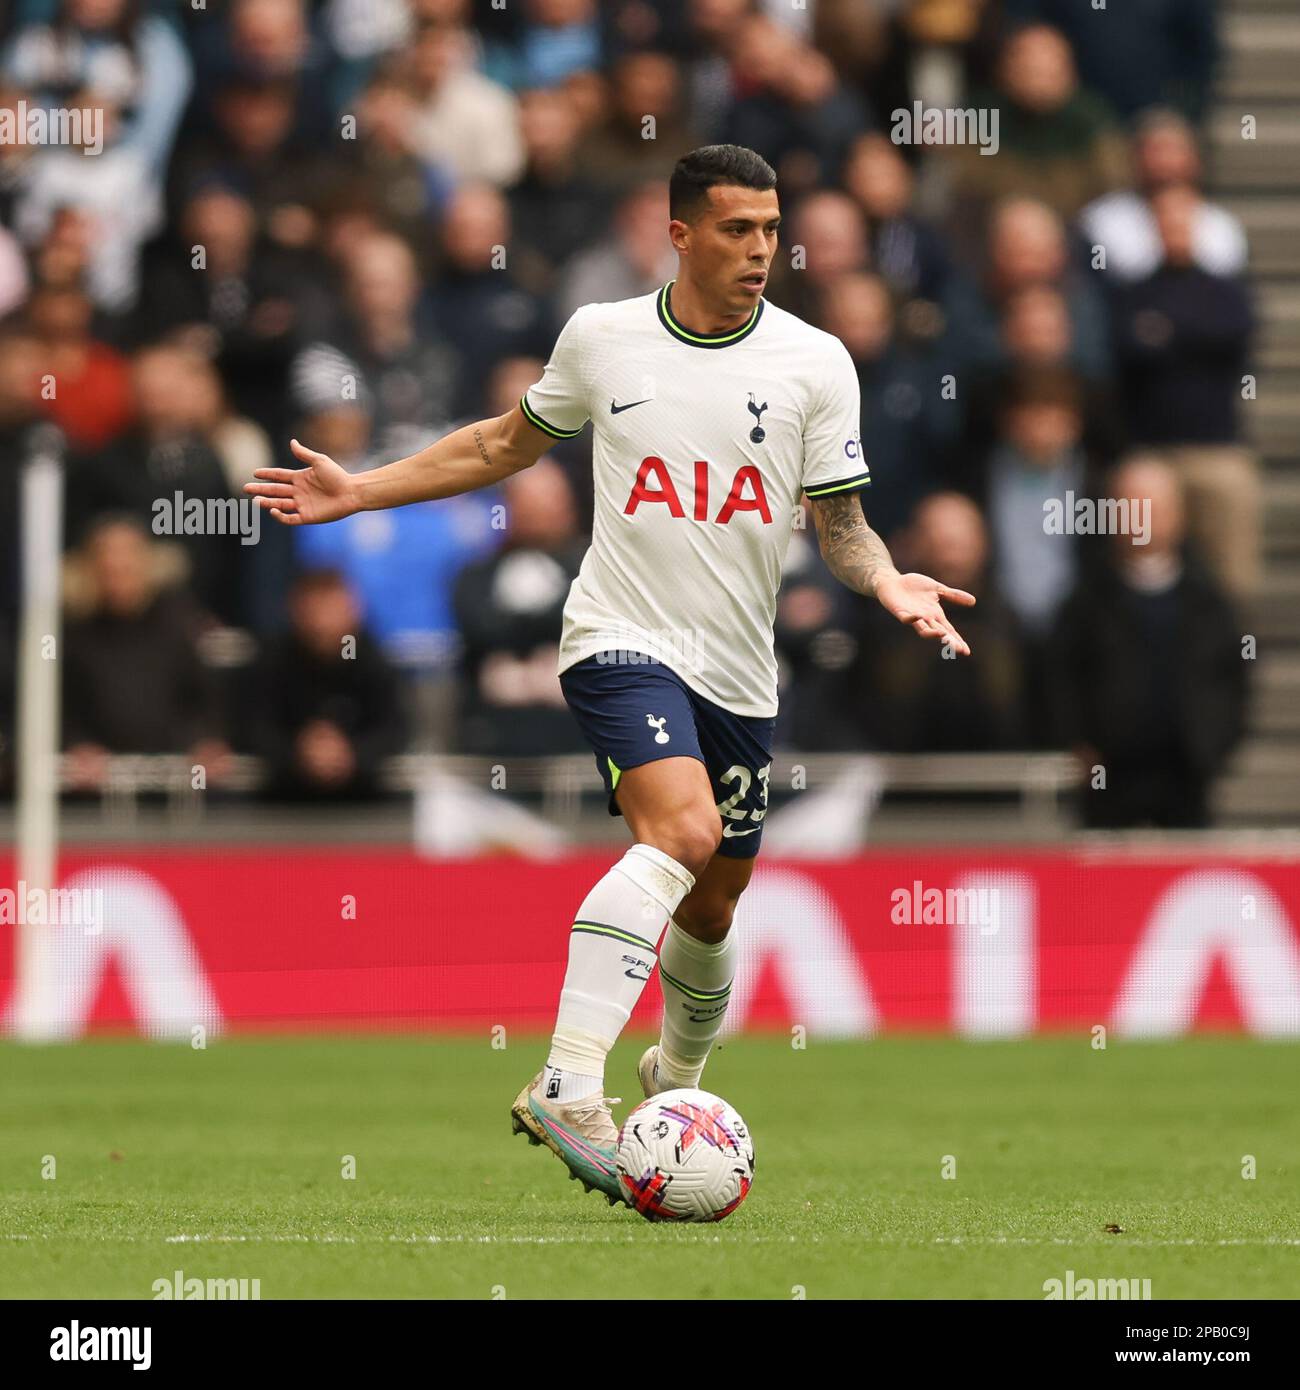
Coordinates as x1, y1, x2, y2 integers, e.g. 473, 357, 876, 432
809, 490, 976, 656
243, 404, 555, 526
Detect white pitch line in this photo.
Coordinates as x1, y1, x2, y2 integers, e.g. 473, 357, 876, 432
5, 1233, 790, 1246
929, 1236, 1300, 1248
1, 1233, 1298, 1248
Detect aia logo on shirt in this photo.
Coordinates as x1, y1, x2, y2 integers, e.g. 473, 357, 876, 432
623, 457, 772, 525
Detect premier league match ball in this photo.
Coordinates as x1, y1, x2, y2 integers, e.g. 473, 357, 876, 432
616, 1088, 755, 1222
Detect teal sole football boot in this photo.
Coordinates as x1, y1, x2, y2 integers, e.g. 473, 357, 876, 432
511, 1071, 625, 1207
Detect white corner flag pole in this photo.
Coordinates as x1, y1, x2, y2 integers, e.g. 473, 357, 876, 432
10, 427, 65, 1041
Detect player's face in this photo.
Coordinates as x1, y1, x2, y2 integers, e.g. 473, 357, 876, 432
675, 184, 781, 312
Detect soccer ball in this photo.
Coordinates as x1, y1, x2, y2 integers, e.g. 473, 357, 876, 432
616, 1088, 755, 1222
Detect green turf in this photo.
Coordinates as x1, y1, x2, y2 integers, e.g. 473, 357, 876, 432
1, 1035, 1296, 1299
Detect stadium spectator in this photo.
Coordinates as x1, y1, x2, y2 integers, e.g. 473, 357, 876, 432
12, 86, 169, 318
978, 366, 1096, 614
26, 205, 93, 300
598, 0, 698, 56
292, 418, 502, 674
135, 177, 307, 444
555, 179, 677, 322
1080, 107, 1248, 285
173, 351, 274, 503
1003, 0, 1220, 124
1052, 455, 1248, 828
325, 65, 450, 256
482, 354, 593, 531
944, 23, 1129, 222
244, 568, 409, 801
220, 0, 321, 83
408, 19, 526, 187
856, 491, 1026, 752
67, 343, 245, 626
817, 271, 947, 543
187, 0, 333, 143
428, 183, 552, 419
451, 459, 588, 756
486, 0, 603, 92
941, 196, 1111, 380
60, 515, 230, 790
506, 85, 610, 296
808, 0, 890, 94
578, 49, 698, 191
28, 284, 135, 453
307, 204, 387, 292
957, 283, 1125, 475
322, 0, 417, 110
842, 132, 951, 310
682, 0, 751, 142
972, 366, 1101, 744
722, 15, 870, 195
855, 0, 1002, 143
295, 397, 375, 472
171, 73, 333, 251
5, 0, 195, 317
770, 187, 868, 324
291, 229, 460, 462
175, 348, 289, 635
1109, 183, 1260, 599
554, 66, 608, 139
3, 0, 194, 172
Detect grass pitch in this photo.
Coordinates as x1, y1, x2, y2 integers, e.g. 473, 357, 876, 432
1, 1035, 1297, 1299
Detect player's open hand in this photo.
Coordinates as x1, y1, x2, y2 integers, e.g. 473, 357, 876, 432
243, 439, 360, 526
875, 570, 976, 656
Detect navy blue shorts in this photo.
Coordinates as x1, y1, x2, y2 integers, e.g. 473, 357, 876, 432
559, 652, 776, 860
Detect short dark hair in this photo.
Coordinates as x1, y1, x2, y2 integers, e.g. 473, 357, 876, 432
669, 145, 777, 223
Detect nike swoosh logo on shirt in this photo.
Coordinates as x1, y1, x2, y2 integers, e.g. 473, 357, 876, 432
610, 398, 652, 414
721, 825, 759, 838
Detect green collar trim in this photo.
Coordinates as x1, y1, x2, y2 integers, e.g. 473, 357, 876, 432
656, 280, 764, 348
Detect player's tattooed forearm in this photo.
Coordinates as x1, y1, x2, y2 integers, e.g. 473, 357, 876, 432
810, 492, 895, 597
473, 426, 492, 467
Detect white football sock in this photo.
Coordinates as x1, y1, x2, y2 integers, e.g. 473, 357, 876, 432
656, 918, 736, 1088
544, 844, 695, 1099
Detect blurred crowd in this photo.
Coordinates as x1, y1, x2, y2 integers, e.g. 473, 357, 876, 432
0, 0, 1251, 828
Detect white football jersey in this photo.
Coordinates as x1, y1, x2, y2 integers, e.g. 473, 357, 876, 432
522, 281, 869, 718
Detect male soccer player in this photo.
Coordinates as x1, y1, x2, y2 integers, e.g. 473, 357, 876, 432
246, 145, 974, 1206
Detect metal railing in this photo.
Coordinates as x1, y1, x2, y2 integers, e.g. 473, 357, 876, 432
42, 750, 1083, 832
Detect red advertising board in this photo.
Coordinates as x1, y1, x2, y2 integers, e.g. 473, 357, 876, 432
2, 850, 1298, 1036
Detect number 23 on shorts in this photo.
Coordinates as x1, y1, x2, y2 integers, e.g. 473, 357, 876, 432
717, 762, 770, 839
